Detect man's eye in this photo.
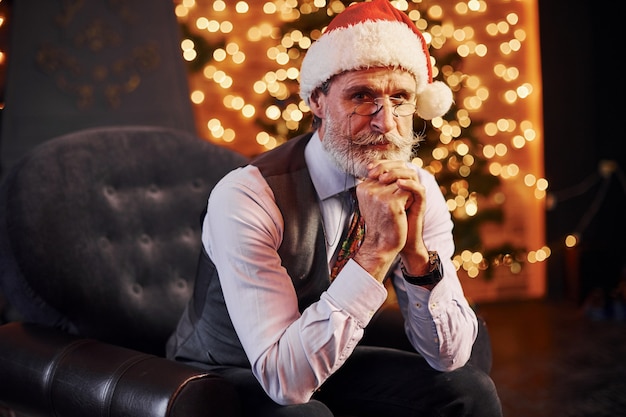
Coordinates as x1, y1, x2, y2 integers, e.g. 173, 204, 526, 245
352, 93, 372, 102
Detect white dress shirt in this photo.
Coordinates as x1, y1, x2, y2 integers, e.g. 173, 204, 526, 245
203, 132, 478, 405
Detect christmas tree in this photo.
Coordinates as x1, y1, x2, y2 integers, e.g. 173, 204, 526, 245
176, 0, 546, 289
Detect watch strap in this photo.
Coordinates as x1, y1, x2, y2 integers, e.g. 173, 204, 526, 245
401, 251, 443, 286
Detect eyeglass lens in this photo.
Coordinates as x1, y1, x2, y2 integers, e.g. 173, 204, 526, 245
353, 100, 416, 117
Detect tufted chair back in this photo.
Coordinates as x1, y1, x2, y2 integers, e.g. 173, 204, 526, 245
0, 125, 247, 356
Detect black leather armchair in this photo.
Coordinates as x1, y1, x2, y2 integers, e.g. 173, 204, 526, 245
0, 126, 247, 417
0, 124, 494, 417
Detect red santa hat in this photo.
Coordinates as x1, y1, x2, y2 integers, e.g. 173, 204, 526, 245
299, 0, 453, 120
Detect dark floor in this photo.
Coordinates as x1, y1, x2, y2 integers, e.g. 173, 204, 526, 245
477, 299, 626, 417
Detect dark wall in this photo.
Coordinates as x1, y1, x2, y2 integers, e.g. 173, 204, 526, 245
539, 0, 625, 303
0, 0, 196, 178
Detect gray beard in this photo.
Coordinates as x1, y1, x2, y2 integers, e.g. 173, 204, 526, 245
321, 113, 419, 178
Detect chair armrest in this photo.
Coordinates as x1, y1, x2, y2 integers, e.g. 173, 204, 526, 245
0, 322, 241, 417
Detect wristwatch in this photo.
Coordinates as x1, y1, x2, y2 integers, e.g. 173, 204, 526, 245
401, 251, 444, 286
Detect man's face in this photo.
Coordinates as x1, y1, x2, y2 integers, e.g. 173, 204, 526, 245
312, 67, 420, 178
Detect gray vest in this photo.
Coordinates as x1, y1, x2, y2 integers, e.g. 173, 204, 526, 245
167, 133, 331, 367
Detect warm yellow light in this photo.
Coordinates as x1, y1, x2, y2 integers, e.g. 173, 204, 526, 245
475, 44, 487, 57
468, 0, 481, 12
235, 1, 249, 13
253, 81, 267, 94
256, 131, 270, 145
524, 174, 536, 187
432, 147, 447, 160
242, 104, 255, 118
484, 122, 498, 136
220, 21, 233, 33
183, 50, 197, 61
174, 2, 190, 17
203, 65, 216, 79
219, 76, 232, 88
232, 52, 245, 64
190, 90, 205, 104
196, 17, 209, 30
565, 234, 578, 248
506, 13, 519, 25
471, 252, 484, 264
495, 143, 507, 156
465, 200, 478, 216
523, 128, 537, 141
181, 39, 194, 51
230, 96, 244, 110
504, 90, 517, 103
427, 5, 443, 19
206, 20, 220, 32
497, 21, 510, 34
207, 118, 221, 132
262, 3, 277, 14
506, 164, 519, 177
512, 135, 526, 149
212, 69, 225, 82
455, 142, 469, 156
213, 0, 225, 12
489, 162, 502, 176
223, 128, 236, 142
213, 49, 227, 62
536, 178, 549, 191
266, 105, 281, 120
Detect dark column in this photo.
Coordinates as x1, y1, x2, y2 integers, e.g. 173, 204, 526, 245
539, 0, 626, 306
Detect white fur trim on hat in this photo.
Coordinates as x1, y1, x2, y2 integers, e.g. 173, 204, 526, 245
299, 12, 453, 120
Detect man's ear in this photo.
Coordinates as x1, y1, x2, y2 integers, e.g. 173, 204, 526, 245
308, 89, 324, 118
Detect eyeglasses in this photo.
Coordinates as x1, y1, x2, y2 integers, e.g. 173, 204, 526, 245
352, 98, 416, 117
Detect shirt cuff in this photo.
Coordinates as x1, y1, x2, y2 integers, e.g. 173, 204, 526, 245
404, 273, 457, 318
324, 260, 388, 325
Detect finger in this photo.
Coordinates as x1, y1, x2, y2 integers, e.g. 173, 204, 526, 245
395, 177, 423, 193
367, 162, 418, 184
378, 169, 418, 184
357, 178, 402, 204
366, 160, 407, 177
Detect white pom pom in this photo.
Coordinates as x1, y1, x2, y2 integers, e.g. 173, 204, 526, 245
416, 81, 454, 120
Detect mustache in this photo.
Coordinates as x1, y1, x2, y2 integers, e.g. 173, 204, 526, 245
349, 131, 418, 148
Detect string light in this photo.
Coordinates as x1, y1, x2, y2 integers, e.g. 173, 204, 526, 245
548, 160, 626, 248
172, 0, 546, 297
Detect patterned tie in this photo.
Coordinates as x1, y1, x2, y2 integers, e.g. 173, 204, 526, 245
330, 188, 365, 280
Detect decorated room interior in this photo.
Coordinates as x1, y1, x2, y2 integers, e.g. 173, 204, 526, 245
0, 1, 624, 416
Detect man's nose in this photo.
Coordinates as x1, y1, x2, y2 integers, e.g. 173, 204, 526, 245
370, 100, 397, 133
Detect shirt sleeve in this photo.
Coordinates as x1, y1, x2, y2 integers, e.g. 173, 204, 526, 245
204, 166, 388, 405
390, 168, 478, 372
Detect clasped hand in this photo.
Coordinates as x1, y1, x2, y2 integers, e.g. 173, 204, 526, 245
352, 160, 429, 282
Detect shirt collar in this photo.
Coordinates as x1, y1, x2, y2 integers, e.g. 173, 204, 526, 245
305, 131, 358, 201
